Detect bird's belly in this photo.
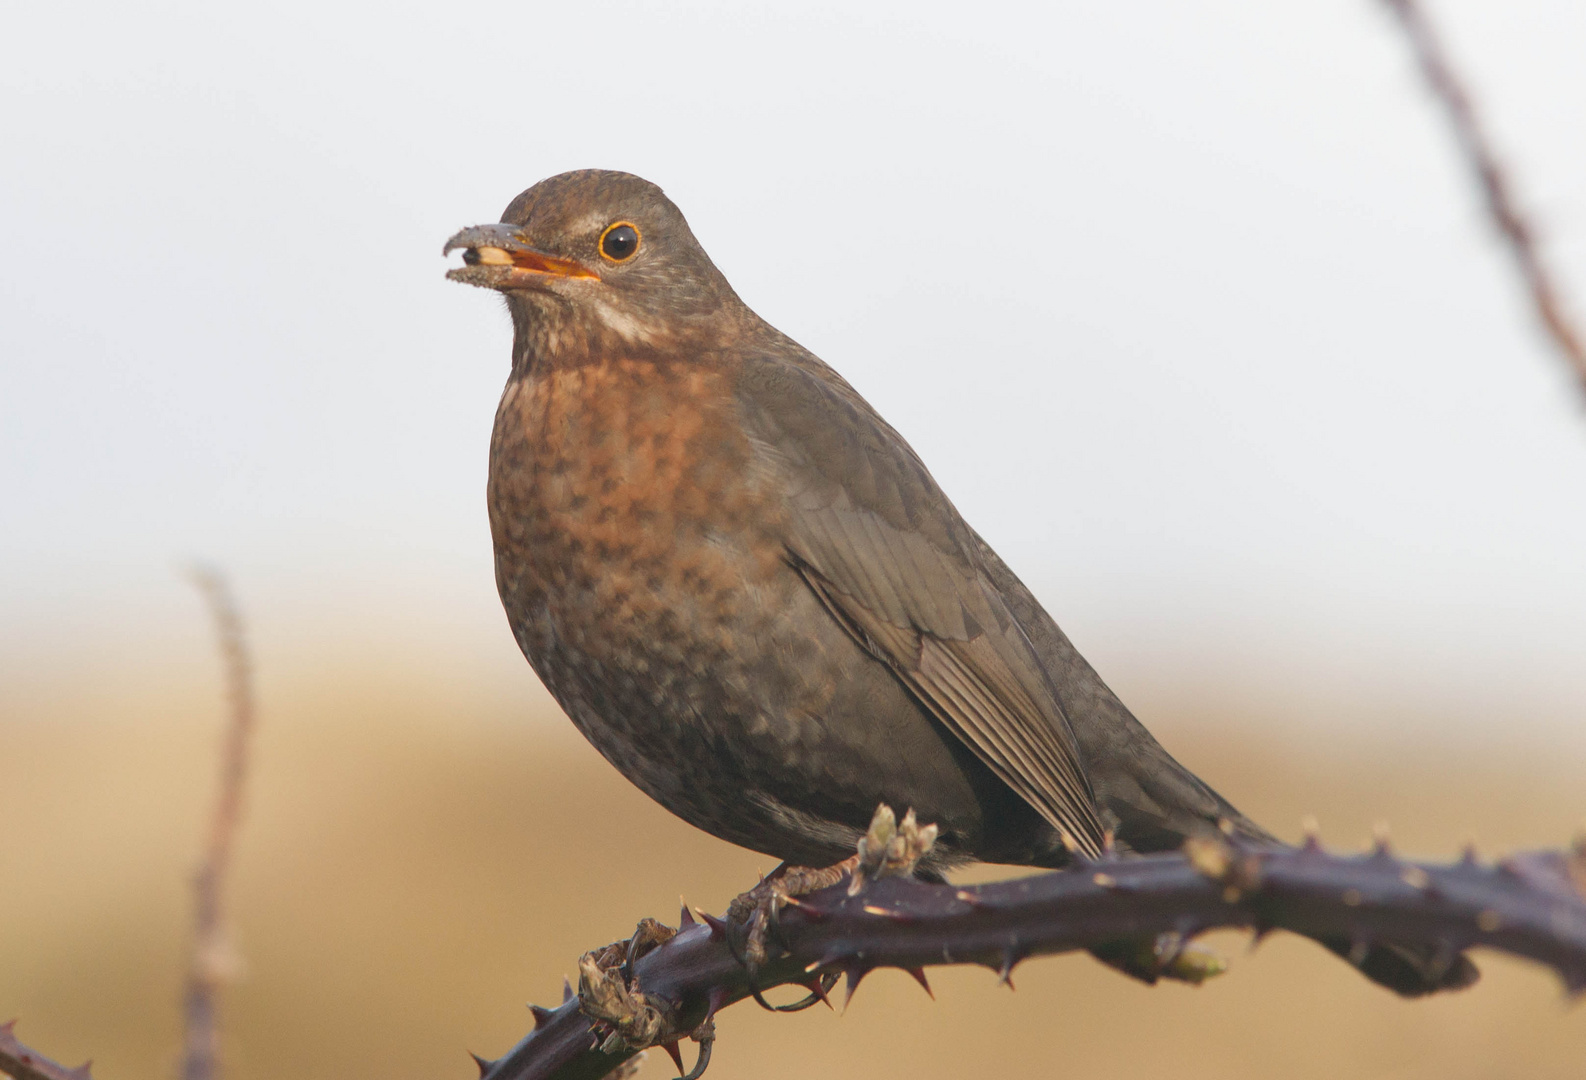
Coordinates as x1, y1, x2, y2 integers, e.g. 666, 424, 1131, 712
486, 363, 1025, 864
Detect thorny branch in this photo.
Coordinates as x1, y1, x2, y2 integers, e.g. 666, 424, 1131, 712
1381, 0, 1586, 396
470, 828, 1586, 1080
0, 1022, 91, 1080
181, 569, 258, 1080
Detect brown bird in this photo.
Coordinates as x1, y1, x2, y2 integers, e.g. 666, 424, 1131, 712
445, 168, 1476, 996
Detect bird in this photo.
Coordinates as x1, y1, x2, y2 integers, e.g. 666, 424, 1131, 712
444, 168, 1476, 996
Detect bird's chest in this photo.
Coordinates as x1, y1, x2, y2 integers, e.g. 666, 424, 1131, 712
487, 359, 792, 744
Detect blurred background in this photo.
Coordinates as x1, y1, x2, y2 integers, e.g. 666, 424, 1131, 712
2, 1, 1584, 1078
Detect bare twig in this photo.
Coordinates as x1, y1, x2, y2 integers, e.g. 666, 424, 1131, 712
0, 1022, 92, 1080
182, 568, 258, 1080
1381, 0, 1586, 395
470, 834, 1586, 1080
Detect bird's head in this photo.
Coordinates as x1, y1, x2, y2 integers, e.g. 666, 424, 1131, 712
444, 170, 742, 360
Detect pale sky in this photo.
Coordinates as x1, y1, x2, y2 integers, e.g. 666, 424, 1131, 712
2, 1, 1583, 740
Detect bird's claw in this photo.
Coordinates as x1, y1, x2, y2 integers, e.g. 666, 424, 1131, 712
578, 919, 718, 1079
620, 917, 677, 983
724, 802, 937, 994
578, 948, 668, 1054
674, 1017, 715, 1080
727, 857, 859, 969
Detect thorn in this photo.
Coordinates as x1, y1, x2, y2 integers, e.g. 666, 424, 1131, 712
905, 967, 935, 999
998, 950, 1018, 989
528, 1004, 553, 1029
704, 986, 730, 1023
785, 894, 830, 919
843, 965, 870, 1008
699, 911, 729, 940
562, 976, 575, 1004
860, 902, 910, 921
662, 1040, 687, 1074
469, 1052, 495, 1077
806, 948, 851, 974
1371, 821, 1393, 857
1249, 920, 1275, 949
789, 970, 831, 1008
1459, 841, 1480, 867
800, 977, 834, 1009
679, 901, 697, 928
1300, 815, 1322, 851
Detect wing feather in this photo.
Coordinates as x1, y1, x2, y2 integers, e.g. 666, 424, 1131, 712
739, 351, 1107, 856
789, 521, 1106, 857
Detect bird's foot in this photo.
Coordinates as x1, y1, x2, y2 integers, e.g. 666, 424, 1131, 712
1089, 932, 1228, 986
727, 803, 939, 974
578, 941, 669, 1055
618, 917, 677, 982
727, 857, 859, 969
578, 921, 716, 1079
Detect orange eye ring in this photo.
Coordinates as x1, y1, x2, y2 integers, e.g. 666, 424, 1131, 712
599, 221, 641, 262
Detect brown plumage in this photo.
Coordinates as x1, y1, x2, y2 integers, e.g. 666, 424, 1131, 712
446, 168, 1476, 995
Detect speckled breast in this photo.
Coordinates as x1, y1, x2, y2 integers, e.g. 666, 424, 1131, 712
486, 356, 829, 849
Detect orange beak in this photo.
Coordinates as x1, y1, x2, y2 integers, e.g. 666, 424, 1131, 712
443, 223, 600, 289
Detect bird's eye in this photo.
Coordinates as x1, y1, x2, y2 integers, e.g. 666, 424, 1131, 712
600, 222, 641, 262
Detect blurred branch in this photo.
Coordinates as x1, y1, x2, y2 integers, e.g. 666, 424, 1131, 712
472, 834, 1586, 1080
0, 1022, 91, 1080
1381, 0, 1586, 397
1, 571, 260, 1080
182, 568, 258, 1080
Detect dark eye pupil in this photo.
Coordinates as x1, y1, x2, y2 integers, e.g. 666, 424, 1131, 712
602, 224, 639, 260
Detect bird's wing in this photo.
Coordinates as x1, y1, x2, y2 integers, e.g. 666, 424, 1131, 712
735, 352, 1106, 856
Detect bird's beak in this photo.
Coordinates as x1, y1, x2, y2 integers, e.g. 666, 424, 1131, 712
443, 223, 600, 289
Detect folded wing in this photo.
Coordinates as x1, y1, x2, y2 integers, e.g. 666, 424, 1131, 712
737, 352, 1106, 857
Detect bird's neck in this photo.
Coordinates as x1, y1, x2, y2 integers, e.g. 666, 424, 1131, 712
508, 294, 754, 377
